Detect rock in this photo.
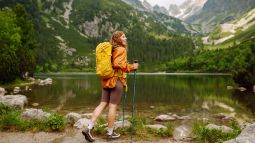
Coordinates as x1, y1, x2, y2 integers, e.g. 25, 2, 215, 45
21, 108, 51, 121
177, 115, 192, 120
73, 118, 90, 129
0, 95, 28, 109
224, 123, 255, 143
150, 106, 155, 109
81, 113, 93, 119
28, 77, 35, 81
206, 124, 233, 133
202, 101, 210, 110
44, 78, 53, 85
238, 87, 246, 92
0, 87, 6, 96
173, 125, 192, 140
32, 103, 39, 107
145, 124, 167, 130
154, 114, 176, 121
38, 78, 53, 86
13, 87, 21, 94
65, 112, 82, 124
214, 101, 235, 112
213, 113, 235, 122
227, 86, 234, 90
101, 120, 131, 129
113, 120, 131, 129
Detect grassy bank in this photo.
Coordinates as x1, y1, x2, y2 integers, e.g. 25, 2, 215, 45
0, 104, 242, 142
0, 104, 65, 132
193, 121, 241, 143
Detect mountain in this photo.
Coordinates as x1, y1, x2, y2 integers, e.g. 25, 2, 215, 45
185, 0, 255, 33
169, 0, 207, 20
122, 0, 200, 34
202, 8, 255, 46
0, 0, 195, 72
153, 4, 169, 16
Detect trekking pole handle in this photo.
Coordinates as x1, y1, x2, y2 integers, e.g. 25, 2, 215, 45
134, 60, 138, 71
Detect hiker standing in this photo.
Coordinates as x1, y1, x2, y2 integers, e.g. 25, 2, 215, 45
82, 31, 139, 142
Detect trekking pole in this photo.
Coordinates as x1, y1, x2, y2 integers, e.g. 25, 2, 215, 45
122, 88, 127, 128
131, 60, 138, 135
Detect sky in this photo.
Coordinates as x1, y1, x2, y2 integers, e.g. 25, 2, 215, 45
142, 0, 187, 8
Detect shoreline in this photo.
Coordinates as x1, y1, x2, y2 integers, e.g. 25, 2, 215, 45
34, 72, 232, 76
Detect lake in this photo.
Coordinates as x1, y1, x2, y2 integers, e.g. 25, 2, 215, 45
11, 73, 255, 123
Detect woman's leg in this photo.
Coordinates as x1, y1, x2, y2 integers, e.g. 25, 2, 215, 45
82, 88, 110, 142
107, 80, 124, 135
108, 103, 118, 128
91, 101, 108, 123
87, 88, 110, 129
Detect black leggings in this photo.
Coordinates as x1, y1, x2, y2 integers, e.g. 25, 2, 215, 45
101, 80, 124, 105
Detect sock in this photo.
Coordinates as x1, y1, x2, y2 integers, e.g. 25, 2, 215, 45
107, 127, 114, 135
88, 120, 94, 129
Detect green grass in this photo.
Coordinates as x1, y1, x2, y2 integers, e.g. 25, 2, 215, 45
193, 121, 241, 143
0, 104, 66, 132
93, 115, 175, 140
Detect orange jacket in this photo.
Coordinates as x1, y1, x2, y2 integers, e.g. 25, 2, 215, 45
102, 46, 135, 88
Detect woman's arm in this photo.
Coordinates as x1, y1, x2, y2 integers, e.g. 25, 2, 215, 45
112, 47, 135, 73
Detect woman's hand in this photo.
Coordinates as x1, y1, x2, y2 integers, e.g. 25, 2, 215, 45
134, 63, 139, 70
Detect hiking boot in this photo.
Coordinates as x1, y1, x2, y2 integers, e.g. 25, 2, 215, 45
107, 131, 121, 141
82, 128, 95, 142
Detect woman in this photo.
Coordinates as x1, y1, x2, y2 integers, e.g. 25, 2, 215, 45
82, 31, 139, 142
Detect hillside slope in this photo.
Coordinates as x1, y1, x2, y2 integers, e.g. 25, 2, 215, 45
0, 0, 195, 72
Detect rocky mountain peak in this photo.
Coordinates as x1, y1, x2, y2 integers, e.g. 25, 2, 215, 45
169, 0, 207, 20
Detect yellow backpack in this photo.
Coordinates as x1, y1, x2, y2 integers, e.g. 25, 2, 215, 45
96, 42, 115, 79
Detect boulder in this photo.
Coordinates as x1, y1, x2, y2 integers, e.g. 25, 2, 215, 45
214, 101, 235, 112
38, 78, 53, 86
13, 87, 21, 94
0, 95, 27, 109
213, 113, 235, 123
150, 106, 155, 109
32, 103, 39, 107
0, 87, 6, 96
145, 124, 167, 130
202, 101, 210, 110
21, 108, 51, 121
73, 118, 90, 129
172, 114, 192, 120
81, 113, 93, 119
206, 124, 233, 133
224, 123, 255, 143
65, 112, 82, 124
154, 114, 176, 121
227, 86, 234, 90
173, 125, 192, 140
238, 87, 246, 92
28, 77, 35, 81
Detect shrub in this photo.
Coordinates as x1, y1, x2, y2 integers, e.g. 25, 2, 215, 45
46, 114, 65, 131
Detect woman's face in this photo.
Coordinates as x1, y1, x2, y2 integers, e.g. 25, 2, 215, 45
120, 34, 127, 46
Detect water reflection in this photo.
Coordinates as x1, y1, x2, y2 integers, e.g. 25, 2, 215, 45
19, 74, 254, 121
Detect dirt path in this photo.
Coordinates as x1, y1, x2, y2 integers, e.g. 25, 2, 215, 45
0, 129, 193, 143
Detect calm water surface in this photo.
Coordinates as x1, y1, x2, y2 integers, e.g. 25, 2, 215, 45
10, 73, 255, 122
